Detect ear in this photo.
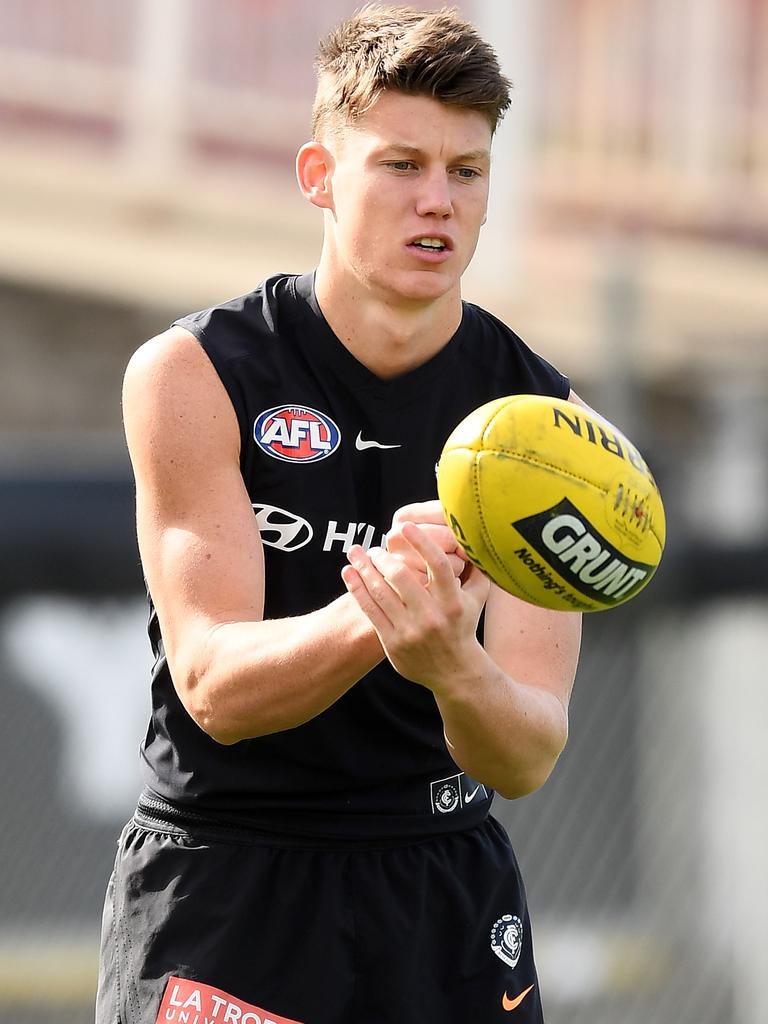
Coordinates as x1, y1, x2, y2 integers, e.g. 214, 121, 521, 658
296, 141, 335, 211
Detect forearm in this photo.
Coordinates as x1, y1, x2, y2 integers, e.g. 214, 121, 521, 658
179, 592, 384, 743
433, 643, 569, 800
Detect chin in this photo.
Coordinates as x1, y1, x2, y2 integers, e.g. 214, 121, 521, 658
377, 269, 457, 305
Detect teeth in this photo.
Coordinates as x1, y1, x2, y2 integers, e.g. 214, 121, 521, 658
415, 237, 445, 249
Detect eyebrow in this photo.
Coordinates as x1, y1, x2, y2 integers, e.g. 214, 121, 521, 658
378, 143, 490, 163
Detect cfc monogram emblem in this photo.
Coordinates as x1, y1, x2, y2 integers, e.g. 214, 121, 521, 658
490, 914, 524, 969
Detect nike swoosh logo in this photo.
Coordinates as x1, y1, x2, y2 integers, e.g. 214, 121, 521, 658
355, 431, 402, 451
502, 984, 535, 1012
464, 785, 482, 803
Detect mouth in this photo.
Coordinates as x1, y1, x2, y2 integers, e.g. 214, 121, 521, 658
406, 234, 453, 261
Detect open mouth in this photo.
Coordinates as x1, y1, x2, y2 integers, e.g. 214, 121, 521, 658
409, 235, 450, 258
411, 236, 448, 250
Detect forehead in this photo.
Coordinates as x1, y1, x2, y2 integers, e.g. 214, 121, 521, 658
338, 91, 492, 159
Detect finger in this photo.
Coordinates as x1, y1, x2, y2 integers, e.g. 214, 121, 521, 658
392, 548, 463, 579
399, 522, 460, 592
341, 563, 394, 634
387, 522, 459, 555
391, 500, 447, 529
346, 546, 406, 621
387, 527, 465, 578
368, 545, 429, 607
389, 553, 430, 587
459, 561, 491, 602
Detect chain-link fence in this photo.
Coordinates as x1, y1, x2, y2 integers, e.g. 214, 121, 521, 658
1, 579, 766, 1024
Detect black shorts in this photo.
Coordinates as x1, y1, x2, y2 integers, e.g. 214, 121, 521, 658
96, 813, 543, 1024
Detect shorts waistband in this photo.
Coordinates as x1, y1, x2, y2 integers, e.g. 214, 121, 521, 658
134, 789, 492, 850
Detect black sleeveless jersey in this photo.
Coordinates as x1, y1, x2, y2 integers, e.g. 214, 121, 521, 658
139, 273, 569, 840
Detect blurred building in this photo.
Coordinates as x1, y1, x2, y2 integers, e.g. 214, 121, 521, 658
0, 3, 766, 1024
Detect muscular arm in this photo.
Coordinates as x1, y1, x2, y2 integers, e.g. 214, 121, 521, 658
435, 389, 589, 796
344, 523, 580, 799
343, 388, 590, 800
434, 586, 580, 799
123, 327, 384, 744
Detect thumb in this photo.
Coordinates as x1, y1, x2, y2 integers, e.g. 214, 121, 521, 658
460, 562, 491, 601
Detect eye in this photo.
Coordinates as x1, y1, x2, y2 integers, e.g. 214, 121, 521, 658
454, 167, 481, 180
386, 160, 417, 172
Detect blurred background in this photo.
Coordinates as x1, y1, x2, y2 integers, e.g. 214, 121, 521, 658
0, 1, 766, 1022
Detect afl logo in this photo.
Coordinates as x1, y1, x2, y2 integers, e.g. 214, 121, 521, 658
254, 405, 341, 464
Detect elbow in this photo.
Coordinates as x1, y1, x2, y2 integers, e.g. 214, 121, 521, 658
175, 662, 244, 746
496, 758, 559, 801
197, 713, 243, 746
187, 690, 242, 746
497, 717, 569, 801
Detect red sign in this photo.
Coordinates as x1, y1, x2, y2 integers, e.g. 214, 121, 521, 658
156, 976, 304, 1024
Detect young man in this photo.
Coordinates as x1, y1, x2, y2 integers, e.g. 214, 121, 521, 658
97, 6, 582, 1023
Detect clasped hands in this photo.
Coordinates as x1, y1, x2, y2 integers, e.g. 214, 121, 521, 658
340, 501, 490, 690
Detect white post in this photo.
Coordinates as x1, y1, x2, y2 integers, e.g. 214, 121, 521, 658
696, 602, 768, 1024
639, 601, 768, 1024
676, 0, 733, 189
756, 3, 768, 190
122, 0, 189, 181
464, 0, 540, 302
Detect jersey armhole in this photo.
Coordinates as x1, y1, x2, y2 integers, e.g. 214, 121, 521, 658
172, 317, 253, 465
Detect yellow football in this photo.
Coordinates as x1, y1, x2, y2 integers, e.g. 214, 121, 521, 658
437, 395, 666, 612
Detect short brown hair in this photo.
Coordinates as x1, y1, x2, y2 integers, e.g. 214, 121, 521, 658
312, 4, 512, 139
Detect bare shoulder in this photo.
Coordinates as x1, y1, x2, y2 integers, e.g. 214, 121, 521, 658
123, 325, 225, 410
122, 325, 239, 467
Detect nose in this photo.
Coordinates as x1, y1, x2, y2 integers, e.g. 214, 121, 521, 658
415, 169, 453, 219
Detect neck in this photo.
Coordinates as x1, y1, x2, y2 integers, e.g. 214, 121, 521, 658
313, 260, 463, 381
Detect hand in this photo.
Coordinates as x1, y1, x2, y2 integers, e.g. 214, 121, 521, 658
341, 521, 490, 693
386, 500, 466, 580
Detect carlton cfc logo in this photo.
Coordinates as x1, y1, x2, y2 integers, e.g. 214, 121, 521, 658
254, 405, 341, 463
